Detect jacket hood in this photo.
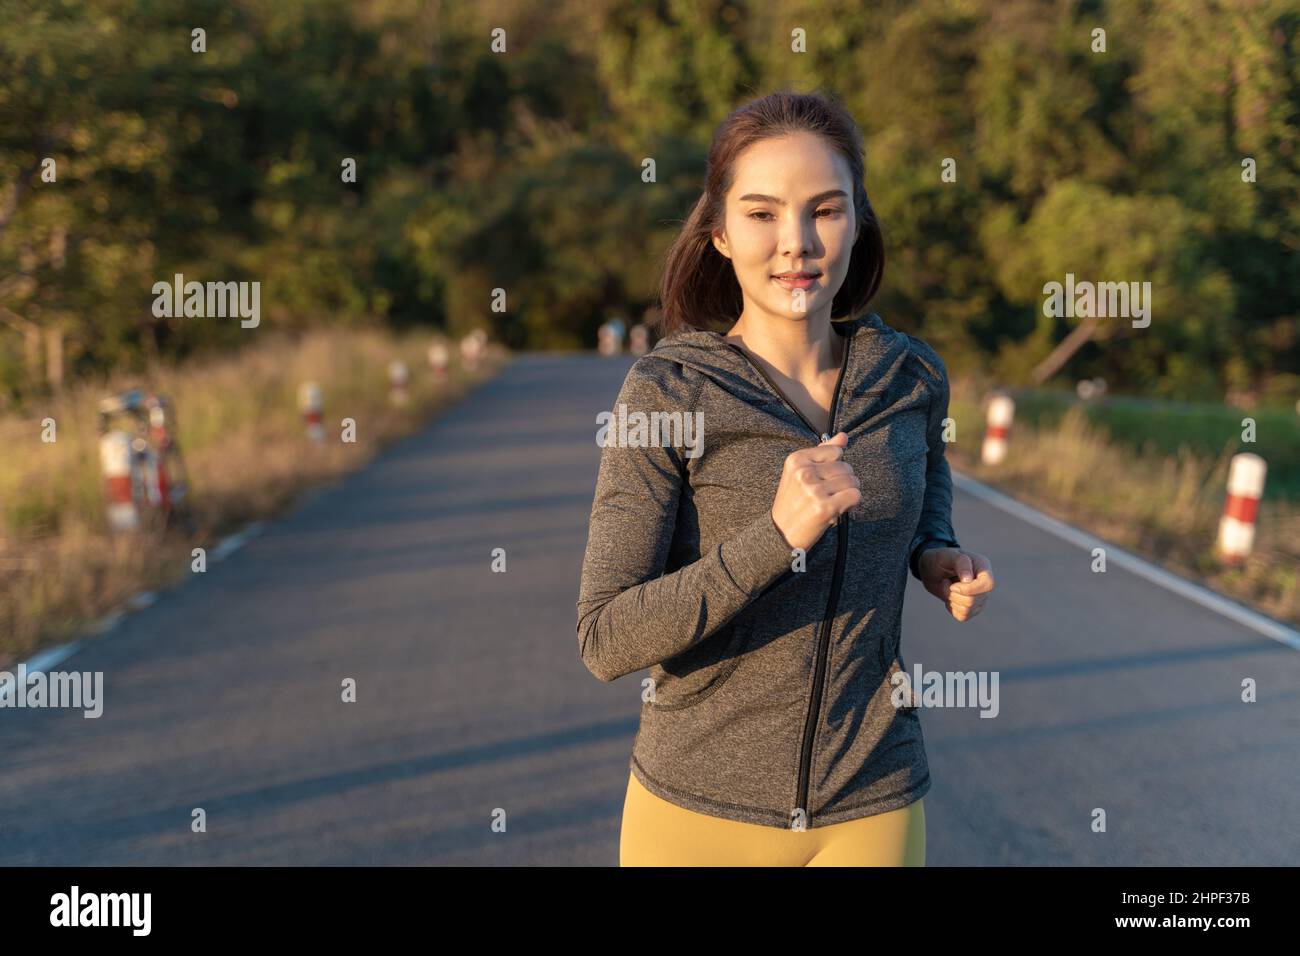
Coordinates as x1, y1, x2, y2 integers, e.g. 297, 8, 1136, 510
641, 312, 931, 438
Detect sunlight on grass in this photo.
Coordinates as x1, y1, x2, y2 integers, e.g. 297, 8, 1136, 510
0, 328, 505, 663
948, 381, 1300, 627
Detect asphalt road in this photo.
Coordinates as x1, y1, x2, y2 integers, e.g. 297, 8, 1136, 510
2, 352, 1297, 865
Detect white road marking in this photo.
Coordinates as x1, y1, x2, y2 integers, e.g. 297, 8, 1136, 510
1, 522, 268, 682
0, 642, 83, 704
128, 591, 157, 611
952, 471, 1300, 650
210, 522, 265, 562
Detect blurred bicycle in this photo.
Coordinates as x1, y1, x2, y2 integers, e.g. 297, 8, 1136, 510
97, 389, 196, 534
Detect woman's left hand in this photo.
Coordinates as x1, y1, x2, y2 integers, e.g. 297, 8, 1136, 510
918, 547, 994, 622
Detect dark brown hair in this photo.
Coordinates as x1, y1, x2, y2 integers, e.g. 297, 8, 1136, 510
654, 89, 885, 339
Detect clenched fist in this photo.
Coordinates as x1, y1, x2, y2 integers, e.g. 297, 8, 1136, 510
770, 431, 861, 554
918, 547, 995, 622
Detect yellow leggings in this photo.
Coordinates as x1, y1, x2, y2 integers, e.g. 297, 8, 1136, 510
619, 771, 925, 866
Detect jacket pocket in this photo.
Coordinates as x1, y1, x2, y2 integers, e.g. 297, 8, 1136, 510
646, 618, 754, 712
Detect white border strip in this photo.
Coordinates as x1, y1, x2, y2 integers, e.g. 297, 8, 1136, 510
0, 642, 83, 705
1, 521, 267, 686
210, 522, 264, 562
952, 471, 1300, 651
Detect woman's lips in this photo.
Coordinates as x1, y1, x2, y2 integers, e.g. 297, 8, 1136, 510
772, 274, 820, 290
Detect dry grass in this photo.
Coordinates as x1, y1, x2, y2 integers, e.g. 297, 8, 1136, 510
0, 327, 507, 665
948, 383, 1300, 628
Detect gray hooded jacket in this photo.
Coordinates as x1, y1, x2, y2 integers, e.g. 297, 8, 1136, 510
575, 311, 960, 829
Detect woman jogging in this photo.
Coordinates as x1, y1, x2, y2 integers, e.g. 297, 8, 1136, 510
576, 90, 995, 866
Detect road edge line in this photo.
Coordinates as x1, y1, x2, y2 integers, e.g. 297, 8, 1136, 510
952, 470, 1300, 651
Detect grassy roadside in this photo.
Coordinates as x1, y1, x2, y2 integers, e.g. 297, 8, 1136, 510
948, 380, 1300, 628
1003, 388, 1300, 499
0, 327, 508, 667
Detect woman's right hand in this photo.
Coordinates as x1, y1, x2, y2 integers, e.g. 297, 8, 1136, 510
770, 431, 861, 554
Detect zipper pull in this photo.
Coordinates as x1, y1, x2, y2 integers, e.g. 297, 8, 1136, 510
820, 432, 830, 443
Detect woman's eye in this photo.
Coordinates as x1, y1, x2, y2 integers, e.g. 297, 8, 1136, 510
747, 208, 841, 221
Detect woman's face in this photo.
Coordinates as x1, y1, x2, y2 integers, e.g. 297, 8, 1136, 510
711, 131, 857, 328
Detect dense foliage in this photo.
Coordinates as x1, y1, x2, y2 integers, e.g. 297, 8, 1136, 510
2, 0, 1296, 402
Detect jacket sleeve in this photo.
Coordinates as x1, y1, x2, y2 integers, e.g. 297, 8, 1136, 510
576, 357, 797, 682
905, 338, 961, 581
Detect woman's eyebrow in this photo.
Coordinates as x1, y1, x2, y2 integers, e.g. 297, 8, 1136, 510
737, 189, 848, 205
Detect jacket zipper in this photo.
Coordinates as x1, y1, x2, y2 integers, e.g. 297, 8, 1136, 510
720, 330, 851, 826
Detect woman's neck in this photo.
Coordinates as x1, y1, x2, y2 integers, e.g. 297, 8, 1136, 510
723, 316, 843, 381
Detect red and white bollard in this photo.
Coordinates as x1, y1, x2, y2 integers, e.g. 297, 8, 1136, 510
389, 359, 409, 406
460, 330, 485, 371
428, 341, 450, 378
100, 431, 138, 532
982, 393, 1015, 465
1217, 453, 1266, 564
298, 381, 324, 442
